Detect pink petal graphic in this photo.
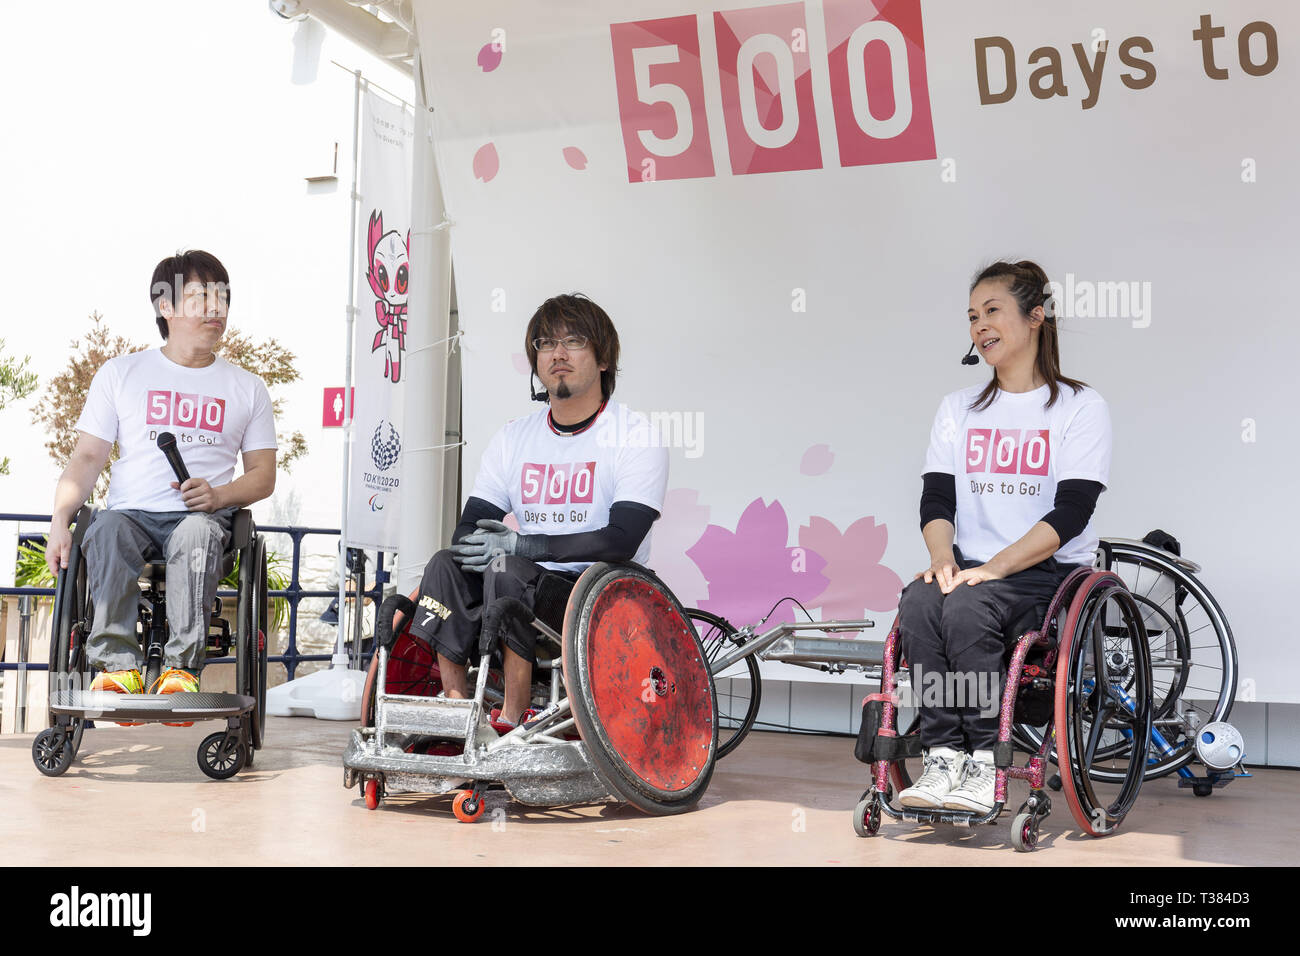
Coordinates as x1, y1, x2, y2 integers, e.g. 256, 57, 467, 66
511, 352, 530, 375
686, 497, 828, 627
648, 488, 712, 609
477, 42, 503, 72
800, 443, 834, 476
798, 515, 904, 629
562, 147, 588, 170
503, 512, 520, 531
473, 142, 499, 183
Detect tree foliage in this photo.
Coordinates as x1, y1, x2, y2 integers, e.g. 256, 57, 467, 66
31, 313, 307, 499
0, 339, 39, 475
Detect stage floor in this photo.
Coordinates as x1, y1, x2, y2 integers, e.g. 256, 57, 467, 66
2, 719, 1295, 866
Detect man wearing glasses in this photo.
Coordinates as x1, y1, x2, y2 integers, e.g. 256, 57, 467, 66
404, 293, 668, 730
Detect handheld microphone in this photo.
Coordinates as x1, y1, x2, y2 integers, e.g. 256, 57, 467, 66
529, 371, 549, 403
961, 343, 980, 366
156, 431, 191, 485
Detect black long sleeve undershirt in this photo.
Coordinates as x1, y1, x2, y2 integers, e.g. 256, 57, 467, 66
1040, 479, 1104, 545
918, 473, 1104, 545
453, 496, 659, 564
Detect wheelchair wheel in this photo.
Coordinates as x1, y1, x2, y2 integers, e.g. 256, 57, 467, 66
198, 731, 246, 780
1055, 571, 1153, 836
1097, 541, 1236, 780
684, 608, 760, 759
237, 534, 268, 750
32, 728, 76, 777
563, 563, 717, 815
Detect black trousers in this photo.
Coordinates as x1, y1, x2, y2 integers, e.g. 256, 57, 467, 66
896, 550, 1081, 752
406, 550, 572, 666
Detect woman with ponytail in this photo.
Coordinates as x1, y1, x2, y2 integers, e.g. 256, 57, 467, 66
896, 260, 1112, 815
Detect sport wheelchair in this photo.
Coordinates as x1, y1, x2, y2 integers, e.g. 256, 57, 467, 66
31, 504, 269, 780
850, 566, 1154, 850
345, 561, 719, 820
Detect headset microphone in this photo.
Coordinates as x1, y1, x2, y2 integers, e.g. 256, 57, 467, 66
961, 343, 980, 366
529, 371, 549, 403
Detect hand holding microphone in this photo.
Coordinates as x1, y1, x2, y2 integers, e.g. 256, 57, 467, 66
157, 431, 221, 512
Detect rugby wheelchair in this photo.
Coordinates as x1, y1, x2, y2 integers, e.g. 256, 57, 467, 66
345, 561, 719, 820
31, 503, 270, 780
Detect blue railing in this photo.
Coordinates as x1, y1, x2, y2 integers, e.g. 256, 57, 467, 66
0, 512, 390, 683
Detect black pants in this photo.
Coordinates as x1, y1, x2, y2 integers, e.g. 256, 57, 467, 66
406, 551, 573, 666
897, 550, 1080, 751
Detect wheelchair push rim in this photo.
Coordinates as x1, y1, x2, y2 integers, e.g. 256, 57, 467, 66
562, 563, 718, 815
1055, 570, 1153, 836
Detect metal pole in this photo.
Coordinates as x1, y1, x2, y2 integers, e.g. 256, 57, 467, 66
336, 68, 363, 668
16, 595, 31, 734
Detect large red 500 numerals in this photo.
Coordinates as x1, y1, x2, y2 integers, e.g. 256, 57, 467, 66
611, 0, 935, 182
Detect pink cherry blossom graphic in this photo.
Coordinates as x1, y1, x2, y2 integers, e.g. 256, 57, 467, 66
503, 512, 520, 531
686, 497, 828, 627
472, 143, 499, 182
798, 515, 904, 630
800, 443, 834, 476
648, 488, 711, 609
477, 42, 503, 72
511, 352, 530, 375
562, 147, 588, 170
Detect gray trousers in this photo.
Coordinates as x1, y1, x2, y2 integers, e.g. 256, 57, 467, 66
82, 508, 235, 673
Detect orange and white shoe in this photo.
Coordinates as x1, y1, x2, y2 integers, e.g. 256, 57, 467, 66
89, 669, 145, 726
149, 668, 200, 727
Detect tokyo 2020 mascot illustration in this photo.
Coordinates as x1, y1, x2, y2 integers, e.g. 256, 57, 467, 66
366, 210, 410, 384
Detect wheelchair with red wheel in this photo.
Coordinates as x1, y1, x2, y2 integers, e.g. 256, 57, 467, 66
344, 561, 718, 820
31, 503, 269, 780
850, 566, 1154, 850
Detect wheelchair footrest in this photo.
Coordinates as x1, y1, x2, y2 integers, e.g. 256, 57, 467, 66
49, 690, 255, 722
376, 694, 476, 739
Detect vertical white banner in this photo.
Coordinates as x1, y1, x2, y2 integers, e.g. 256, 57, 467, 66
347, 89, 414, 551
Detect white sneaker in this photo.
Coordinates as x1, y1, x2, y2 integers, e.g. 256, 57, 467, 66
899, 747, 968, 808
943, 748, 996, 813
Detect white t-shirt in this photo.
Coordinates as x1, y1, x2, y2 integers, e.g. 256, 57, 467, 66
469, 401, 669, 574
923, 382, 1111, 567
76, 348, 278, 512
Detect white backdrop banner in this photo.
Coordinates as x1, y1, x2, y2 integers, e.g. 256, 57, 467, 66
347, 89, 414, 551
413, 1, 1297, 700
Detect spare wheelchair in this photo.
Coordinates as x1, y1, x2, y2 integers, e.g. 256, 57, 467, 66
31, 503, 269, 780
345, 561, 718, 820
850, 566, 1154, 850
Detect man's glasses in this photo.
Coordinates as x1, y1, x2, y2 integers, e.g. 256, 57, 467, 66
533, 334, 589, 352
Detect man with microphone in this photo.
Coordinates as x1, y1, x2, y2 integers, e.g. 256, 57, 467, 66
45, 251, 277, 702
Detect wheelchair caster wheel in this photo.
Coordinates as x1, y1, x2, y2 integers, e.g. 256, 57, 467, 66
453, 789, 486, 823
1193, 783, 1214, 798
32, 729, 75, 777
364, 778, 381, 810
1011, 812, 1039, 852
852, 791, 880, 837
198, 732, 245, 780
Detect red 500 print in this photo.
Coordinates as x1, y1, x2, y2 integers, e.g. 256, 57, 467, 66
610, 0, 935, 182
521, 462, 597, 506
145, 390, 226, 432
965, 429, 1050, 477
